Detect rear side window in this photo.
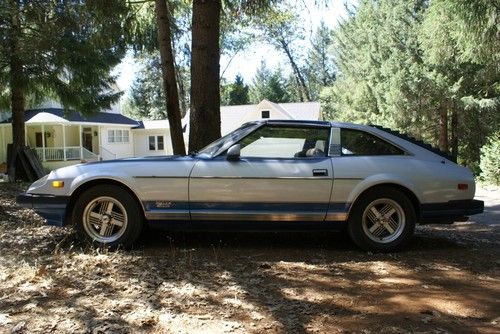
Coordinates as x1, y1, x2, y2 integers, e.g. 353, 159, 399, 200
341, 129, 404, 156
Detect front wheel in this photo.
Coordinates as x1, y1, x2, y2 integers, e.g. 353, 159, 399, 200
347, 187, 416, 252
72, 185, 143, 248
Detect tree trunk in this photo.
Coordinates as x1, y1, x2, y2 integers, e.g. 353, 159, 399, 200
450, 106, 458, 162
189, 0, 221, 152
438, 103, 449, 153
154, 0, 186, 155
7, 0, 25, 182
279, 38, 311, 102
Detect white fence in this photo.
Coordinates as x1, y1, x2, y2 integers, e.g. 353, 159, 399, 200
34, 146, 99, 162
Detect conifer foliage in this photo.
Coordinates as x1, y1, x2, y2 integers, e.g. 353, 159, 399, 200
321, 0, 499, 171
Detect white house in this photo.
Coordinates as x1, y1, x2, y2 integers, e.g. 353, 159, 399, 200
0, 99, 321, 171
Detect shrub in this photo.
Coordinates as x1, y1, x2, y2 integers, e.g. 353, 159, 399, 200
479, 132, 500, 186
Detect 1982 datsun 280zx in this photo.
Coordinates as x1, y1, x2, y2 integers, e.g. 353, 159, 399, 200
17, 120, 484, 251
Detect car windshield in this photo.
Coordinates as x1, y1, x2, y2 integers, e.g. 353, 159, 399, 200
196, 122, 260, 157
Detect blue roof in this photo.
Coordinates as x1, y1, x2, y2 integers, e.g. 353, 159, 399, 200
0, 108, 139, 126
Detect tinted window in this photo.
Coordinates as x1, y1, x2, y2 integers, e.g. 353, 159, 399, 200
341, 129, 404, 156
238, 126, 329, 158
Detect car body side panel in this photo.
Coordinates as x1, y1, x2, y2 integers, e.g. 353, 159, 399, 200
38, 158, 197, 221
189, 157, 334, 221
329, 155, 476, 216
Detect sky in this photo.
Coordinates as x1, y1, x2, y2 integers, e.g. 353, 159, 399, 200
115, 1, 352, 93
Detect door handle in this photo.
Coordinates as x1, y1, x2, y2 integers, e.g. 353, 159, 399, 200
312, 169, 328, 177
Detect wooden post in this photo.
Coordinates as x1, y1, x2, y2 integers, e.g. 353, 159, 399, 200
62, 124, 67, 161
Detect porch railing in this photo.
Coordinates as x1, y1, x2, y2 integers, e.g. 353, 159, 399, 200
99, 145, 117, 160
34, 146, 99, 162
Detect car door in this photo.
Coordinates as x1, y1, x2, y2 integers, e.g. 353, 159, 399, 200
189, 123, 333, 221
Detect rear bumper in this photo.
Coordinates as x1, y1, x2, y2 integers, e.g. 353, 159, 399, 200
16, 193, 69, 226
420, 199, 484, 224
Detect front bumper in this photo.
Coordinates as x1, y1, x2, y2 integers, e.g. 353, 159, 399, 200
420, 199, 484, 224
17, 193, 69, 226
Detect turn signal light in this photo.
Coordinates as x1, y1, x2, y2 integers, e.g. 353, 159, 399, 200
52, 181, 64, 188
457, 183, 468, 190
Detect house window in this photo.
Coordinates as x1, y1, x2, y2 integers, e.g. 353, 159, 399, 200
261, 110, 270, 119
149, 135, 164, 151
108, 129, 129, 143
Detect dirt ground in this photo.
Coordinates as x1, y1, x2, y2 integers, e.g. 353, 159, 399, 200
0, 183, 498, 334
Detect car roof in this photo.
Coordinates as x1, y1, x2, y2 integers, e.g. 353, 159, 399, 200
248, 119, 373, 129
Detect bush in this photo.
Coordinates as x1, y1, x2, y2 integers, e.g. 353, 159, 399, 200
479, 132, 500, 186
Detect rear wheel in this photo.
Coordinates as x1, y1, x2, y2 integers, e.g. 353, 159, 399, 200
348, 187, 416, 252
72, 185, 143, 248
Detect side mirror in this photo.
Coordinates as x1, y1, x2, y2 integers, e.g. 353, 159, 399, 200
226, 144, 241, 161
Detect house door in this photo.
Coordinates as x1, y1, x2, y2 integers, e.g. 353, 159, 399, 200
35, 133, 43, 147
35, 132, 48, 147
83, 132, 93, 152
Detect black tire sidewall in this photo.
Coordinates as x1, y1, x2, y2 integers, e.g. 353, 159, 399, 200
348, 187, 416, 252
72, 184, 143, 248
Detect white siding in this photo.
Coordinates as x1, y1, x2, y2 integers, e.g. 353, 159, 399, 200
100, 126, 135, 159
133, 129, 173, 157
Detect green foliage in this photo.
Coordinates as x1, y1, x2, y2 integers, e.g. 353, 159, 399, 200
306, 21, 336, 100
322, 0, 500, 170
249, 61, 291, 103
123, 54, 166, 120
252, 4, 311, 101
0, 0, 128, 114
123, 49, 191, 121
224, 74, 249, 105
322, 0, 435, 137
479, 132, 500, 186
420, 0, 499, 65
125, 0, 256, 120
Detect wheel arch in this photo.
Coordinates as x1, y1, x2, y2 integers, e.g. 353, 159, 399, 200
64, 178, 145, 226
347, 183, 421, 220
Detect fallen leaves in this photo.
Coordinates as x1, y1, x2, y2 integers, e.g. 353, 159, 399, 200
0, 183, 499, 333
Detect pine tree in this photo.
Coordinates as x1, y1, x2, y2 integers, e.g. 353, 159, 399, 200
249, 61, 291, 103
228, 74, 250, 105
321, 0, 499, 171
306, 21, 336, 101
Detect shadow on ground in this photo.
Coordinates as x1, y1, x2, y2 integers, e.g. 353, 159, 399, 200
1, 182, 499, 333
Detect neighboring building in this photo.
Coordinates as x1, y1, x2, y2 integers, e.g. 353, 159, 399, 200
0, 99, 321, 171
0, 108, 138, 170
132, 120, 176, 157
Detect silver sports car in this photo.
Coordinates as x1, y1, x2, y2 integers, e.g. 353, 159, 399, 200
17, 120, 484, 251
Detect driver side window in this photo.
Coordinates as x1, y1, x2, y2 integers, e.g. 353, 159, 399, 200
238, 126, 329, 158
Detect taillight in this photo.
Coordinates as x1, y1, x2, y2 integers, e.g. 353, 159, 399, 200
457, 183, 468, 190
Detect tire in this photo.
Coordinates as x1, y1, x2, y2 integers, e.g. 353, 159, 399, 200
347, 187, 416, 252
72, 184, 143, 248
